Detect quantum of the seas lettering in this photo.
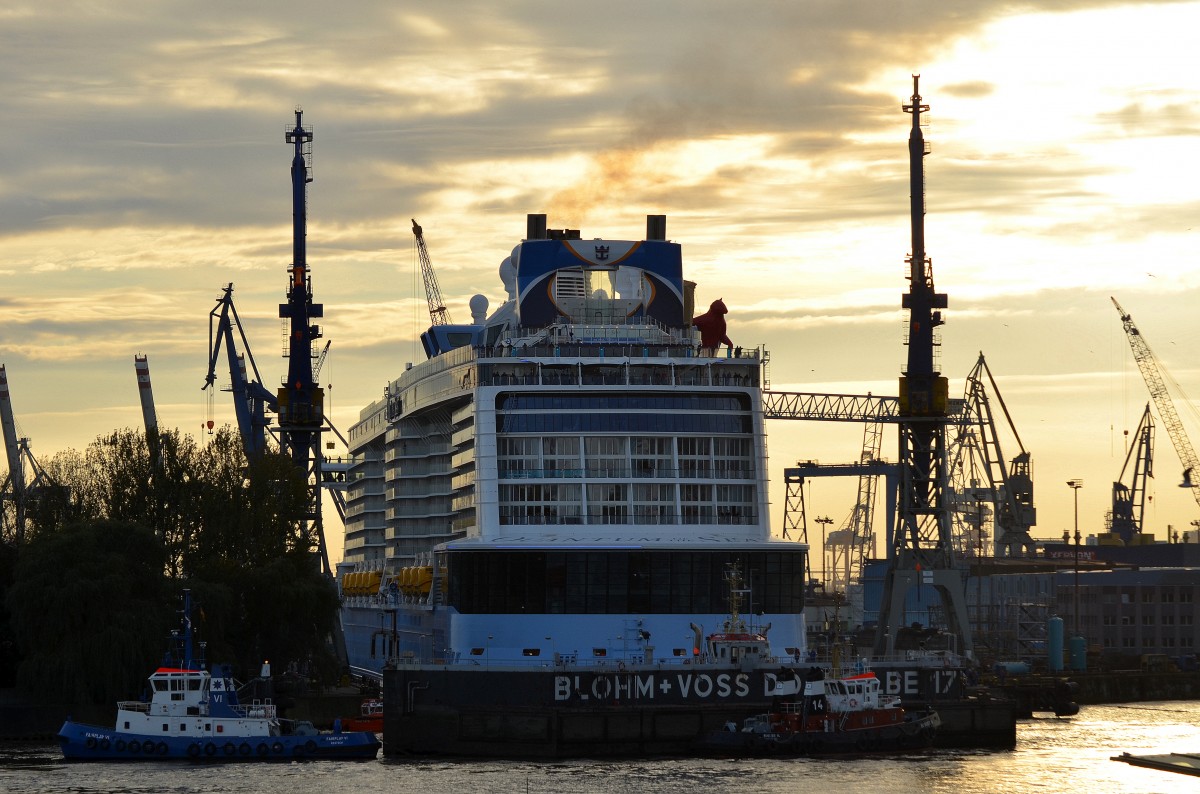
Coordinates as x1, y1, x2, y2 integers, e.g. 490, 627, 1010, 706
553, 672, 752, 702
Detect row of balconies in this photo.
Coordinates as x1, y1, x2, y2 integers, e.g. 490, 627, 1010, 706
495, 466, 756, 480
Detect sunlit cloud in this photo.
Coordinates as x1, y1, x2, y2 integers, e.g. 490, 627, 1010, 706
2, 0, 1199, 546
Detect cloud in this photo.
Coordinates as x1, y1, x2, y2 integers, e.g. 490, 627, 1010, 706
1, 0, 1199, 544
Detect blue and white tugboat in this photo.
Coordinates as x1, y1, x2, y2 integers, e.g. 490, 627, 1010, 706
57, 591, 381, 761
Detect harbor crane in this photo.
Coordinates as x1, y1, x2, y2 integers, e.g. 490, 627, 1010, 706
199, 111, 341, 580
1112, 297, 1200, 509
0, 364, 59, 544
203, 284, 278, 460
134, 354, 163, 467
766, 83, 980, 660
873, 77, 973, 660
946, 353, 1036, 558
413, 218, 452, 326
1107, 403, 1154, 544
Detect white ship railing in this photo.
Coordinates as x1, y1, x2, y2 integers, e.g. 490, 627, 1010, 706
391, 654, 791, 671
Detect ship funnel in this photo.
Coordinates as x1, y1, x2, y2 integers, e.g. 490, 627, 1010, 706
527, 213, 547, 240
647, 214, 667, 241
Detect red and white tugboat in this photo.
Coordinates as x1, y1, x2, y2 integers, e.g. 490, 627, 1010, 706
340, 698, 383, 734
698, 665, 941, 755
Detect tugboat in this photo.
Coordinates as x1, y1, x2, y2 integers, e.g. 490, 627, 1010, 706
57, 591, 381, 761
340, 698, 383, 734
697, 667, 941, 755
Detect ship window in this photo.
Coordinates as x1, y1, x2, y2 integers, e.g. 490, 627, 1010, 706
189, 678, 201, 691
592, 648, 607, 657
522, 649, 541, 656
179, 724, 186, 732
469, 648, 485, 656
445, 549, 807, 616
124, 721, 130, 729
162, 723, 169, 732
673, 648, 688, 656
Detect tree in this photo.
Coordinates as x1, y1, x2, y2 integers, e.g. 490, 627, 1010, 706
0, 541, 19, 687
3, 424, 341, 693
5, 520, 171, 704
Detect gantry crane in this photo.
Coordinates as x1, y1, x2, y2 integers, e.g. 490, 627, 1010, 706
412, 218, 452, 326
1107, 402, 1154, 544
1112, 297, 1200, 508
782, 420, 888, 595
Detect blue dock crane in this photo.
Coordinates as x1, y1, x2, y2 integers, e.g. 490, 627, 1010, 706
203, 283, 278, 459
872, 76, 974, 660
276, 108, 332, 577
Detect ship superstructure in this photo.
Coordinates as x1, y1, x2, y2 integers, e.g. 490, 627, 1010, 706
339, 214, 807, 680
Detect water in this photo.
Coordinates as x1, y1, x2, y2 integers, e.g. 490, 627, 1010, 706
4, 702, 1198, 794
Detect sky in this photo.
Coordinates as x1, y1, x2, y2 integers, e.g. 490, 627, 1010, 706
2, 1, 1199, 564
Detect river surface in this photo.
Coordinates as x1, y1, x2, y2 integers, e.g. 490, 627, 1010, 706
3, 701, 1198, 794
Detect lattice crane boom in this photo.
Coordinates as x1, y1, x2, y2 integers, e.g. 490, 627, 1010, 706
412, 218, 451, 326
1112, 297, 1200, 508
202, 284, 276, 459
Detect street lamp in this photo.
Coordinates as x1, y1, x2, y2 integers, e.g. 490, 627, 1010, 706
1066, 480, 1083, 637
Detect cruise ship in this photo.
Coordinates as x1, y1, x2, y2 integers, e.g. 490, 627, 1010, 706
338, 213, 811, 755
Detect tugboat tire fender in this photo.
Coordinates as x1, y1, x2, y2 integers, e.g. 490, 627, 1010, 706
156, 742, 168, 755
188, 743, 201, 758
239, 742, 251, 756
85, 737, 97, 749
272, 741, 284, 754
143, 740, 157, 754
99, 738, 110, 750
204, 742, 217, 756
115, 739, 127, 752
304, 739, 317, 755
223, 741, 236, 756
257, 743, 269, 757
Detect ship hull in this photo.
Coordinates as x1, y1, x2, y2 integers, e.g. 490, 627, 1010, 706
57, 720, 380, 761
382, 663, 1015, 757
696, 709, 941, 756
385, 665, 810, 757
